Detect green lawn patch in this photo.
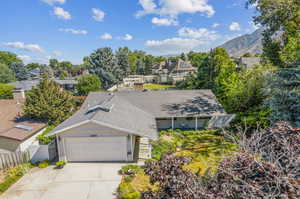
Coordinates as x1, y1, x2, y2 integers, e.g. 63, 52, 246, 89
143, 84, 175, 91
0, 163, 32, 194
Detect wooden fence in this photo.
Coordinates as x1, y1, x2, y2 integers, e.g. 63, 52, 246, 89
0, 151, 30, 170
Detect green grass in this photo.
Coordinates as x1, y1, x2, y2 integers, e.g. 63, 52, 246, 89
0, 163, 32, 194
143, 84, 175, 90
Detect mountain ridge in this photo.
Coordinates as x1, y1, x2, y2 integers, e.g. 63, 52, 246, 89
220, 28, 264, 57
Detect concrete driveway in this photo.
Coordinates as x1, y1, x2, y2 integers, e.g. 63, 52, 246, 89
1, 163, 125, 199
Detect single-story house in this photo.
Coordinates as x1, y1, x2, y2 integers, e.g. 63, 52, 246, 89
0, 100, 47, 153
9, 78, 78, 92
47, 90, 234, 162
238, 57, 261, 69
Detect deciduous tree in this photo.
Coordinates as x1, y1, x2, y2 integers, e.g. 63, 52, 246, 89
76, 74, 101, 96
0, 63, 16, 83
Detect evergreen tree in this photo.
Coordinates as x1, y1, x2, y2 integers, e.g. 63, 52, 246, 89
88, 47, 118, 89
264, 67, 300, 127
24, 78, 75, 125
0, 63, 16, 83
115, 47, 130, 79
144, 55, 154, 75
136, 58, 146, 75
10, 62, 30, 81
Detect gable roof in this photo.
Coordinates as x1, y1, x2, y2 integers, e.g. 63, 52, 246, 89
0, 100, 47, 141
48, 90, 227, 139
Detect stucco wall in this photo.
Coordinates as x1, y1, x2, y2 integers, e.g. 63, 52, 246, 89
59, 122, 129, 138
19, 128, 46, 152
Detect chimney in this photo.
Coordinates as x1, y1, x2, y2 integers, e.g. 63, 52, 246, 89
13, 89, 26, 100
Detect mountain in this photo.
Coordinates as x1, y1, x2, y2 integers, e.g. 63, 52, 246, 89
220, 28, 264, 57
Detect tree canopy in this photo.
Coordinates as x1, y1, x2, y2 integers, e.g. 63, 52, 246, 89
24, 78, 75, 125
10, 62, 30, 81
0, 63, 16, 83
76, 74, 101, 96
0, 51, 22, 66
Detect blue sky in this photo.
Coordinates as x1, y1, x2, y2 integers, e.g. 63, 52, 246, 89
0, 0, 258, 65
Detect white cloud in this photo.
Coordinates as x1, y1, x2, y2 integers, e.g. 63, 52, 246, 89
17, 55, 31, 63
3, 42, 44, 53
59, 28, 88, 35
152, 17, 178, 26
249, 21, 261, 30
121, 34, 133, 41
92, 8, 105, 22
41, 0, 65, 5
229, 22, 241, 31
212, 23, 220, 28
53, 7, 71, 20
178, 27, 219, 41
136, 0, 158, 17
145, 37, 203, 54
136, 0, 215, 18
100, 33, 113, 40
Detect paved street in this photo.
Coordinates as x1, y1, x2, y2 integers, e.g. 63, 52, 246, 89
1, 163, 125, 199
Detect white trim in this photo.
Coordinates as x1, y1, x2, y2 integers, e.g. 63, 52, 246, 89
195, 117, 198, 131
46, 120, 90, 136
48, 119, 156, 140
171, 117, 174, 130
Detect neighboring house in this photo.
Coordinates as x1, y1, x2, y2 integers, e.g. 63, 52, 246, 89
153, 59, 197, 84
28, 68, 41, 79
0, 100, 47, 153
238, 57, 261, 69
123, 75, 160, 87
9, 78, 78, 92
47, 90, 234, 162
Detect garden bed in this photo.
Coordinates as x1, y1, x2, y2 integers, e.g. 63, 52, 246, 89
117, 129, 237, 198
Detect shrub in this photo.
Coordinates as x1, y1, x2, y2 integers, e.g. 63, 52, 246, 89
118, 181, 136, 197
36, 125, 56, 145
0, 83, 15, 99
122, 192, 141, 199
151, 140, 177, 160
38, 160, 49, 168
55, 161, 66, 167
119, 165, 143, 175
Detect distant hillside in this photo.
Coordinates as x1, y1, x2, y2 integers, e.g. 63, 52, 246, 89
220, 28, 264, 57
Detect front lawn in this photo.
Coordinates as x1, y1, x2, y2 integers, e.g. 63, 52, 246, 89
118, 129, 237, 198
143, 84, 175, 91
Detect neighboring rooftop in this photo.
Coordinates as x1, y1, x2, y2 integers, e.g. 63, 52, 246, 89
0, 100, 47, 141
239, 57, 261, 68
48, 90, 227, 139
9, 78, 78, 91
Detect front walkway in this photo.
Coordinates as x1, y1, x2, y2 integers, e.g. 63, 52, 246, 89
1, 163, 125, 199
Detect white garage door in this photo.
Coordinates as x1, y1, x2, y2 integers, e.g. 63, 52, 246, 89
64, 136, 127, 162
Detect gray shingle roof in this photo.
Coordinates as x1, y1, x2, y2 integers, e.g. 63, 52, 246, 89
48, 90, 227, 139
9, 79, 78, 91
